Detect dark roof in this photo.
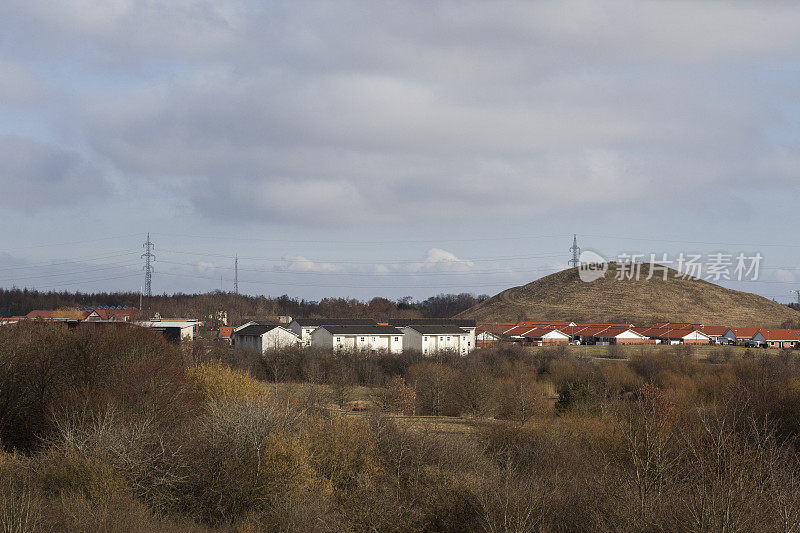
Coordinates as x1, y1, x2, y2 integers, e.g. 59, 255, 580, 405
293, 318, 378, 327
234, 324, 284, 336
404, 325, 471, 335
386, 318, 476, 328
320, 325, 403, 335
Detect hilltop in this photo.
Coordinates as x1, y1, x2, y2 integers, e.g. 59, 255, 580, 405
457, 264, 800, 327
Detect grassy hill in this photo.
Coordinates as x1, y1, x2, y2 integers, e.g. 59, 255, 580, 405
457, 263, 800, 327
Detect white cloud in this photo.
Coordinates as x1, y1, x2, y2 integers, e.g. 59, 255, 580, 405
401, 249, 475, 273
281, 255, 340, 273
196, 261, 217, 273
774, 269, 798, 284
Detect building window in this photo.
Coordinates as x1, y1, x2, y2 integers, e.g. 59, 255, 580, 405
467, 341, 471, 346
394, 337, 399, 342
360, 337, 365, 342
447, 337, 451, 341
336, 337, 341, 342
439, 337, 444, 341
424, 337, 428, 341
371, 337, 376, 341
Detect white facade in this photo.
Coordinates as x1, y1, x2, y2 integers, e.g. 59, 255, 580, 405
682, 330, 710, 342
287, 321, 318, 346
401, 327, 472, 355
311, 327, 403, 354
463, 327, 477, 351
528, 329, 571, 346
287, 319, 379, 347
234, 325, 299, 353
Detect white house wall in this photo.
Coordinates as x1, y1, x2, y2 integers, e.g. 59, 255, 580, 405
403, 328, 470, 355
261, 328, 300, 351
311, 329, 402, 353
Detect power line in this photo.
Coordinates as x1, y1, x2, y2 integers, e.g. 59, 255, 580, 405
148, 230, 800, 250
19, 272, 142, 290
0, 250, 140, 272
157, 248, 565, 265
0, 233, 142, 252
150, 231, 570, 245
0, 262, 140, 283
156, 270, 513, 290
142, 233, 155, 298
581, 233, 800, 249
154, 258, 559, 277
568, 234, 580, 267
234, 255, 239, 294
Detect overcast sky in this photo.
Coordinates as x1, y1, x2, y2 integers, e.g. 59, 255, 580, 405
1, 0, 798, 302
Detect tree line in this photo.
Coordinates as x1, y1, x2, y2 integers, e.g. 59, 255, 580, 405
0, 288, 489, 324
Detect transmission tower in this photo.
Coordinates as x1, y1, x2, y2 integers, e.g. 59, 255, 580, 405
234, 255, 239, 294
568, 234, 580, 267
792, 289, 800, 307
142, 233, 155, 297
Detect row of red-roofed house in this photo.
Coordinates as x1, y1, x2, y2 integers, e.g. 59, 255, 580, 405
476, 321, 800, 349
1, 307, 140, 324
0, 307, 201, 342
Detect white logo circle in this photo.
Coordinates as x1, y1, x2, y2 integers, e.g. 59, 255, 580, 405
578, 250, 608, 282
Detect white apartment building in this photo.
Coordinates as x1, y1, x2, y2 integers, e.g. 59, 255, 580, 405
311, 325, 404, 354
287, 318, 378, 346
401, 325, 473, 355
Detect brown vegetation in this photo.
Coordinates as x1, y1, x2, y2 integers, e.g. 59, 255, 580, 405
4, 324, 800, 531
458, 264, 800, 326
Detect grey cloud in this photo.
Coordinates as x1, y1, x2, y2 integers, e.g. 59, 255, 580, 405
0, 136, 111, 211
3, 0, 800, 228
0, 0, 242, 64
0, 55, 46, 103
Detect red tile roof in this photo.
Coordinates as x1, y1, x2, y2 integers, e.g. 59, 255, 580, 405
218, 326, 235, 339
635, 326, 708, 339
756, 329, 800, 341
506, 326, 569, 338
25, 310, 58, 319
477, 322, 516, 334
85, 308, 138, 319
515, 321, 575, 328
725, 327, 761, 339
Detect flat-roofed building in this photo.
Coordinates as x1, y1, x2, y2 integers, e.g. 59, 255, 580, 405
387, 318, 477, 351
401, 325, 472, 355
288, 318, 379, 346
311, 325, 403, 353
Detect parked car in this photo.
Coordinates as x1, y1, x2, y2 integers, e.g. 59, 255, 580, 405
745, 340, 767, 348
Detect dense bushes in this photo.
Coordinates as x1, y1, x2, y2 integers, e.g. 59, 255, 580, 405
0, 323, 192, 451
7, 326, 800, 531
